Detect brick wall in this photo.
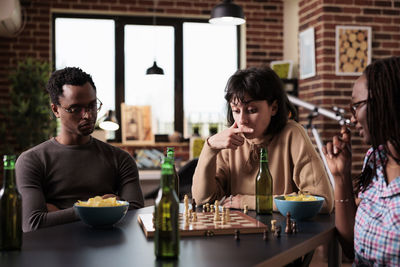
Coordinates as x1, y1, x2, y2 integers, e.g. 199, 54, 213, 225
298, 0, 400, 176
0, 0, 282, 184
0, 0, 283, 143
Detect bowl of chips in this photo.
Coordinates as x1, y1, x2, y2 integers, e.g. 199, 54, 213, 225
74, 196, 129, 228
274, 194, 324, 221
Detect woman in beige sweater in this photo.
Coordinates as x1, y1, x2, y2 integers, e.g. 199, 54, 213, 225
191, 67, 334, 213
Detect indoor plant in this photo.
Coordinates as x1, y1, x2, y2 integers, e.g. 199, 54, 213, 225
0, 58, 57, 156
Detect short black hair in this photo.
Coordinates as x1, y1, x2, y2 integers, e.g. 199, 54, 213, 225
46, 67, 96, 105
224, 66, 297, 136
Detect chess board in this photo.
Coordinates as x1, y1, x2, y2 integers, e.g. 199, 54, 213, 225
138, 211, 267, 238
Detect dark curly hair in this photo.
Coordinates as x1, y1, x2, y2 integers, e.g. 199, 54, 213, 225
46, 67, 96, 105
224, 66, 297, 136
354, 56, 400, 193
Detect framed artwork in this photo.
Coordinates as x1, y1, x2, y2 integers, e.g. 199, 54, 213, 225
299, 27, 316, 79
270, 60, 293, 79
335, 26, 371, 76
121, 103, 154, 144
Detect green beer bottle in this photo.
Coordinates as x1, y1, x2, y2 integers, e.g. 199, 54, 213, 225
0, 155, 22, 250
166, 147, 180, 198
255, 148, 273, 214
154, 157, 179, 259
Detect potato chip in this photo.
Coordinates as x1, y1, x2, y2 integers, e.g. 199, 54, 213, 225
284, 194, 317, 201
76, 196, 124, 207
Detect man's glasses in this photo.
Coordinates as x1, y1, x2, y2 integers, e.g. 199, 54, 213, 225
349, 99, 367, 116
59, 98, 103, 115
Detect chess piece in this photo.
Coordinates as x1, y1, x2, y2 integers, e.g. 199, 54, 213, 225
214, 206, 220, 222
243, 204, 248, 214
270, 220, 277, 232
192, 212, 197, 222
184, 195, 189, 215
274, 225, 281, 238
285, 212, 292, 234
292, 221, 297, 234
234, 230, 240, 241
263, 229, 268, 240
189, 209, 193, 221
202, 205, 206, 213
192, 198, 197, 212
226, 208, 231, 222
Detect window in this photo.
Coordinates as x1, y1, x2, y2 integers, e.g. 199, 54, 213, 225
54, 17, 115, 119
183, 22, 238, 137
125, 25, 175, 134
53, 14, 240, 142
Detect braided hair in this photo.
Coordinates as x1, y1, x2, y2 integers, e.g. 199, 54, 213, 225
355, 56, 400, 193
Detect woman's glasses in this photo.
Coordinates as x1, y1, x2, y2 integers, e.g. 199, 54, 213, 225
349, 99, 367, 116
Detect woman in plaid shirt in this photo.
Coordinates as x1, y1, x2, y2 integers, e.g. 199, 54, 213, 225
323, 56, 400, 266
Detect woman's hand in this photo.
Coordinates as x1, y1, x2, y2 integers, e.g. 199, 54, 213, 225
322, 126, 352, 179
221, 194, 242, 209
207, 122, 254, 150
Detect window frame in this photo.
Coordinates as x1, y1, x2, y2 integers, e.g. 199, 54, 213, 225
52, 13, 241, 142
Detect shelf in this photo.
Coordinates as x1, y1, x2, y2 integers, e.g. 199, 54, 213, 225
109, 142, 189, 147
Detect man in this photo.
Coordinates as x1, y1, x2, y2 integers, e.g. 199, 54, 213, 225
16, 67, 144, 232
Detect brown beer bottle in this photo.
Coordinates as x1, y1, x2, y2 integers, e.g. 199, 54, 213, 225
255, 148, 273, 214
0, 155, 22, 250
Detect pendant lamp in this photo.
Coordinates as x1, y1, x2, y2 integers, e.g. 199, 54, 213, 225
209, 0, 245, 26
99, 110, 119, 131
146, 61, 164, 75
146, 0, 164, 75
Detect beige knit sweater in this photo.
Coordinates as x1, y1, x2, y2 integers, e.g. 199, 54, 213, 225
191, 120, 334, 213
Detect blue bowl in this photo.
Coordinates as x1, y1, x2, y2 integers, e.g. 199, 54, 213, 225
74, 200, 129, 228
274, 195, 324, 221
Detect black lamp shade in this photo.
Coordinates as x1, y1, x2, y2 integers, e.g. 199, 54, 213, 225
146, 61, 164, 75
99, 110, 119, 131
209, 0, 245, 25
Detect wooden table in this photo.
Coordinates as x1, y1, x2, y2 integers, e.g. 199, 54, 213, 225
1, 206, 341, 267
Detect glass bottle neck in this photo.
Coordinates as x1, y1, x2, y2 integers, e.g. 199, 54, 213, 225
166, 148, 175, 163
3, 155, 16, 188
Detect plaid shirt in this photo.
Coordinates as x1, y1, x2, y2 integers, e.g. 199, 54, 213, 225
354, 146, 400, 266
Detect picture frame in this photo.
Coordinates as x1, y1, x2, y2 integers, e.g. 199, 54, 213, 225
121, 103, 154, 144
299, 27, 316, 79
270, 60, 293, 79
335, 25, 371, 76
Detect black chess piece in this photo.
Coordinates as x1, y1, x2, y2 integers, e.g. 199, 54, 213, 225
285, 212, 292, 234
292, 222, 297, 234
234, 229, 240, 241
192, 198, 197, 212
274, 225, 281, 238
263, 229, 268, 240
